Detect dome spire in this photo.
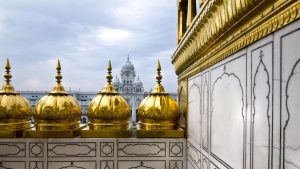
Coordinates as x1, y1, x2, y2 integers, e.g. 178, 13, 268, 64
1, 58, 15, 93
156, 60, 162, 85
55, 60, 62, 84
4, 59, 12, 85
106, 60, 113, 84
127, 55, 130, 61
51, 59, 66, 94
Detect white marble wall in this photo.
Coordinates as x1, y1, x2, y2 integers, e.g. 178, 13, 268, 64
186, 20, 300, 169
0, 138, 186, 169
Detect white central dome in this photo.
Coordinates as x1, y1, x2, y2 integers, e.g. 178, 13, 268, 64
121, 56, 135, 72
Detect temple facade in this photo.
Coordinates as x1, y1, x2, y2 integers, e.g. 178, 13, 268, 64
0, 1, 300, 169
174, 0, 300, 169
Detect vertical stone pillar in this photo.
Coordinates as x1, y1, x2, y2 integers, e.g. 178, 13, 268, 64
177, 0, 187, 44
186, 0, 196, 27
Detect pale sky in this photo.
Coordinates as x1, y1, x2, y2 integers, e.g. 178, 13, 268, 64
0, 1, 178, 92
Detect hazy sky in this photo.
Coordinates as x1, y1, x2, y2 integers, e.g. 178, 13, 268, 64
0, 1, 178, 92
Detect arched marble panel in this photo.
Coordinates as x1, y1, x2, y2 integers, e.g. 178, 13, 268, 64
202, 75, 209, 150
252, 50, 271, 169
284, 58, 300, 169
188, 83, 202, 147
211, 67, 244, 169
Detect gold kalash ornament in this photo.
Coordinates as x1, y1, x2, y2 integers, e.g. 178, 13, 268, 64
24, 60, 85, 138
81, 61, 132, 138
137, 61, 184, 138
0, 59, 33, 138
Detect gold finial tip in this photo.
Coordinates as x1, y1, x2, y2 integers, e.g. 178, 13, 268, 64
157, 60, 161, 70
4, 58, 12, 84
156, 60, 162, 84
55, 59, 62, 84
5, 59, 10, 69
106, 60, 113, 84
57, 59, 61, 69
108, 60, 112, 70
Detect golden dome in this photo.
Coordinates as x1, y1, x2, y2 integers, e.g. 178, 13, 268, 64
138, 61, 180, 130
0, 59, 32, 130
34, 60, 81, 130
87, 61, 131, 130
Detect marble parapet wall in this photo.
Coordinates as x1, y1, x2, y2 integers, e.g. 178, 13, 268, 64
0, 138, 186, 169
184, 12, 300, 169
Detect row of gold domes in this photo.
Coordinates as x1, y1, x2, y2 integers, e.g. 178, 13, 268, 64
0, 59, 181, 138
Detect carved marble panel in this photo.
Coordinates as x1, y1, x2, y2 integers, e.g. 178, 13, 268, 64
187, 141, 201, 169
100, 142, 114, 157
117, 142, 166, 157
0, 161, 26, 169
100, 160, 114, 169
275, 21, 300, 169
169, 142, 183, 157
210, 51, 246, 169
47, 161, 96, 169
117, 161, 166, 169
30, 142, 44, 157
0, 142, 26, 157
249, 36, 273, 169
48, 142, 96, 157
170, 160, 183, 169
30, 161, 44, 169
187, 75, 201, 148
201, 72, 209, 151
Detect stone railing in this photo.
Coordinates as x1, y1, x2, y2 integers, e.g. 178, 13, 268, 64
0, 138, 186, 169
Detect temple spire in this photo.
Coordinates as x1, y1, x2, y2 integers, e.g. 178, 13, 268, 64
4, 59, 12, 85
106, 60, 113, 84
156, 60, 162, 85
55, 60, 62, 84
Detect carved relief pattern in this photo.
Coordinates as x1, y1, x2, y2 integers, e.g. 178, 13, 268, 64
100, 161, 113, 169
118, 161, 166, 169
30, 142, 43, 157
170, 142, 183, 157
100, 142, 114, 157
173, 1, 300, 80
0, 143, 26, 157
48, 143, 96, 157
187, 141, 201, 169
0, 139, 185, 169
30, 162, 43, 169
118, 143, 166, 157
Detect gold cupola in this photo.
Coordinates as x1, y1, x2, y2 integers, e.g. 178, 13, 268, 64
137, 61, 183, 138
0, 59, 32, 138
25, 60, 83, 138
81, 61, 131, 138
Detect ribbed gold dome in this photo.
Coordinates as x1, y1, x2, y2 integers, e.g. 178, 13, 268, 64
87, 61, 131, 130
34, 60, 81, 130
0, 59, 32, 130
138, 61, 180, 130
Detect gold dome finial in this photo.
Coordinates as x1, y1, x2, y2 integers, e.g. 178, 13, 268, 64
55, 59, 62, 84
4, 59, 12, 85
0, 59, 32, 133
106, 60, 113, 84
51, 59, 66, 94
138, 61, 180, 131
33, 59, 81, 133
156, 60, 162, 85
86, 61, 131, 132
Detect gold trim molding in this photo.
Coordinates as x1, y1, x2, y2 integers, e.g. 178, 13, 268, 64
172, 0, 300, 80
